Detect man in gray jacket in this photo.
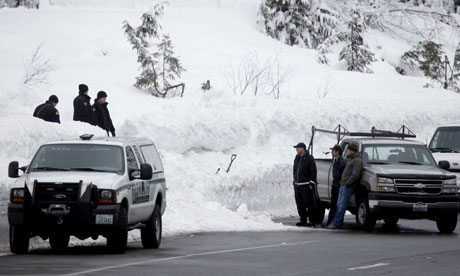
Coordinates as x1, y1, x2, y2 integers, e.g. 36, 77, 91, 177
327, 141, 363, 229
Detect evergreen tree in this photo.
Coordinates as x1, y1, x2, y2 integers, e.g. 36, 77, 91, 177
339, 7, 375, 73
451, 43, 460, 91
123, 3, 185, 97
259, 0, 314, 48
417, 41, 444, 82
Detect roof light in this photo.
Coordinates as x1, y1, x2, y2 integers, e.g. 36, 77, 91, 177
80, 134, 94, 140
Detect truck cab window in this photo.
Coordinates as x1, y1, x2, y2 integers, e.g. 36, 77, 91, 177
126, 146, 140, 177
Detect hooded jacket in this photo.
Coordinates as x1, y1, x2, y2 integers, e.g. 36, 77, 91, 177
341, 152, 363, 187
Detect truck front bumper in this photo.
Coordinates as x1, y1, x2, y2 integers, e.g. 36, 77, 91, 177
8, 202, 120, 235
368, 192, 459, 219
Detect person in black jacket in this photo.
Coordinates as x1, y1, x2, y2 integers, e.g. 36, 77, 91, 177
293, 142, 318, 227
33, 95, 60, 124
73, 84, 93, 124
92, 91, 115, 137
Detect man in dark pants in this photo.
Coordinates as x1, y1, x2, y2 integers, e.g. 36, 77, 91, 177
92, 91, 115, 137
73, 84, 93, 124
293, 142, 319, 227
33, 95, 60, 124
326, 144, 344, 225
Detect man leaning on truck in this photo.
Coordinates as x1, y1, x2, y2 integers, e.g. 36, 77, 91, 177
327, 141, 363, 229
293, 142, 319, 227
326, 144, 344, 226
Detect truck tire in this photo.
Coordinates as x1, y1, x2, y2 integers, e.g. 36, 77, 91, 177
436, 212, 458, 233
383, 217, 399, 227
355, 196, 376, 232
141, 204, 162, 249
49, 234, 70, 251
9, 225, 29, 254
107, 207, 128, 254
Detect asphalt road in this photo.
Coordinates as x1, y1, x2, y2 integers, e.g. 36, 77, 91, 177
1, 215, 460, 276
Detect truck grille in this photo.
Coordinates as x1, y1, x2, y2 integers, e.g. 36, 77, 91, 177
394, 179, 442, 195
34, 182, 80, 204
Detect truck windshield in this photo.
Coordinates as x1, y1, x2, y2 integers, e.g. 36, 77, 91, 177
429, 127, 460, 153
29, 144, 124, 174
362, 144, 436, 166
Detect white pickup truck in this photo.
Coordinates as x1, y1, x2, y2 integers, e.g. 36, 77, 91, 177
7, 135, 166, 254
429, 123, 460, 192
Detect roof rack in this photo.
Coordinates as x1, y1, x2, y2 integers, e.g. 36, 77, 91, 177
307, 125, 416, 154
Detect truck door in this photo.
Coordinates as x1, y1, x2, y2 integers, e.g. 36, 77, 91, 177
126, 145, 147, 224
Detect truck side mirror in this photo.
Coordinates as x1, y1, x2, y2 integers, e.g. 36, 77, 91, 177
140, 163, 153, 180
8, 161, 19, 178
439, 160, 450, 170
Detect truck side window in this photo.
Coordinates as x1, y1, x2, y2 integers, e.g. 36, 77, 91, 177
126, 146, 139, 176
132, 145, 145, 164
140, 144, 164, 172
341, 143, 349, 158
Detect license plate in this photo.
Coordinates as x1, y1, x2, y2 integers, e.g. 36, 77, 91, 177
413, 203, 428, 212
96, 214, 113, 225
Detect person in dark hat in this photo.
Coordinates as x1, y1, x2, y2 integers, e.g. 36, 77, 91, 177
33, 95, 60, 124
326, 144, 344, 225
293, 142, 319, 227
327, 141, 363, 229
73, 84, 93, 124
92, 91, 115, 137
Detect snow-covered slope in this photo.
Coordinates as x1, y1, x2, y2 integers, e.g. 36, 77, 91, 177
1, 0, 460, 250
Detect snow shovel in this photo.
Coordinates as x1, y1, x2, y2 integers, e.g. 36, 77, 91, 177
226, 154, 237, 173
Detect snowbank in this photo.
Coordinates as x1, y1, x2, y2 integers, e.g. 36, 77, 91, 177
1, 0, 460, 251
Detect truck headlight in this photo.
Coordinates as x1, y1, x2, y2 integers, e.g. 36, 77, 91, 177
98, 189, 117, 204
10, 188, 25, 203
376, 177, 395, 192
442, 187, 458, 194
443, 178, 457, 185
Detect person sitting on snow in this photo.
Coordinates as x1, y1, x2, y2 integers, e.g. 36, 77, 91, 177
33, 95, 60, 124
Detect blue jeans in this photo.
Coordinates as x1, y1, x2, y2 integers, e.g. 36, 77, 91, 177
330, 185, 354, 227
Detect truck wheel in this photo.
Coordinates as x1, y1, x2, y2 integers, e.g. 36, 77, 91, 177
49, 234, 70, 251
384, 217, 399, 227
107, 207, 128, 254
436, 212, 458, 233
355, 197, 376, 232
9, 225, 29, 254
141, 204, 162, 249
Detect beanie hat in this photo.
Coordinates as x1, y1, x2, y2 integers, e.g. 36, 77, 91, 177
48, 95, 59, 104
79, 84, 89, 93
96, 91, 108, 100
348, 141, 359, 153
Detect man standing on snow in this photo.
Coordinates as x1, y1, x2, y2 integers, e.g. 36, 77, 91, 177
73, 84, 93, 124
92, 91, 115, 137
293, 142, 319, 227
33, 95, 60, 124
326, 144, 344, 225
327, 141, 363, 229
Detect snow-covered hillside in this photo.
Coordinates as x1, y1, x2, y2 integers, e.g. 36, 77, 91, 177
1, 0, 460, 250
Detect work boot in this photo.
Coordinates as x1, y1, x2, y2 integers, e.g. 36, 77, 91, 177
326, 224, 337, 229
296, 221, 308, 227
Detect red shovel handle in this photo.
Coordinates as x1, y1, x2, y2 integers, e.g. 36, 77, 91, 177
226, 154, 237, 173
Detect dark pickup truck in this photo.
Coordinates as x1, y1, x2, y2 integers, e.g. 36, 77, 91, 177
312, 127, 459, 232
